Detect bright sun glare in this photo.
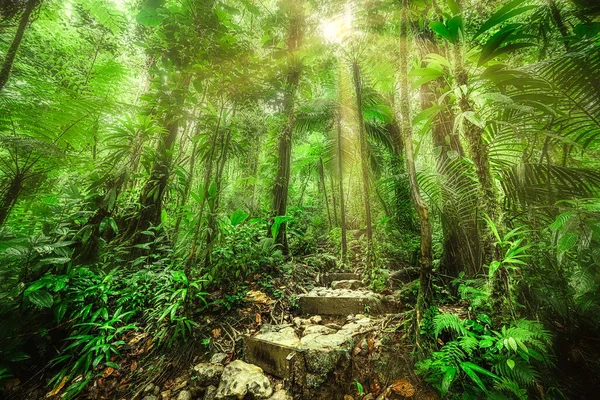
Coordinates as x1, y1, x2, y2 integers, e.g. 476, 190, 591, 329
320, 5, 354, 44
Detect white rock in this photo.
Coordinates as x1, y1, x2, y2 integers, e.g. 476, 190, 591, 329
177, 390, 192, 400
215, 360, 273, 399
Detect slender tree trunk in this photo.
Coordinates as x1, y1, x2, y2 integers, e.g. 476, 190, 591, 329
0, 173, 24, 227
329, 172, 338, 227
400, 0, 432, 344
272, 1, 304, 253
351, 60, 374, 269
453, 42, 501, 264
547, 0, 571, 51
130, 75, 191, 239
205, 111, 235, 267
186, 101, 225, 278
0, 0, 38, 92
318, 157, 332, 229
336, 113, 348, 263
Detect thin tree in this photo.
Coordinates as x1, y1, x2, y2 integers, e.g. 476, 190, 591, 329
272, 0, 305, 253
0, 0, 40, 92
400, 0, 432, 343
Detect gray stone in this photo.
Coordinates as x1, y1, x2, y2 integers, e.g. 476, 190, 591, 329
323, 272, 361, 286
331, 279, 364, 290
298, 289, 384, 315
244, 335, 301, 378
302, 325, 336, 337
204, 386, 217, 400
210, 353, 229, 365
255, 326, 300, 346
191, 363, 225, 386
215, 360, 273, 399
177, 390, 192, 400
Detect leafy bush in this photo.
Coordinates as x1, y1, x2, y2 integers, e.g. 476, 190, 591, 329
417, 312, 553, 399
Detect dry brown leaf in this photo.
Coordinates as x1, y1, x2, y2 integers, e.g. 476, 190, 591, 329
368, 336, 375, 355
46, 376, 67, 397
256, 313, 262, 326
370, 376, 381, 395
130, 360, 137, 372
353, 339, 365, 356
102, 367, 115, 378
245, 290, 273, 305
212, 328, 222, 338
344, 395, 354, 400
127, 332, 149, 346
437, 338, 444, 346
391, 378, 415, 398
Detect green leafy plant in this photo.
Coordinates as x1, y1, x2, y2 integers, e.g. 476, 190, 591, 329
417, 313, 552, 399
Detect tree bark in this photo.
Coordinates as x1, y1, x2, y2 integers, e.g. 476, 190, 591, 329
0, 0, 38, 92
272, 0, 304, 253
318, 157, 332, 229
336, 113, 348, 263
351, 60, 374, 269
400, 0, 432, 344
0, 173, 24, 227
131, 75, 191, 237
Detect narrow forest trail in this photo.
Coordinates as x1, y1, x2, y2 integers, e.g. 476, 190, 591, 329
145, 267, 438, 400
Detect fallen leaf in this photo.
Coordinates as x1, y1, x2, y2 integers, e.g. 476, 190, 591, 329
368, 336, 375, 355
391, 378, 415, 398
245, 290, 273, 305
353, 339, 365, 356
437, 338, 445, 346
370, 376, 381, 395
46, 376, 67, 397
256, 313, 262, 326
211, 328, 222, 338
130, 360, 137, 372
344, 395, 354, 400
102, 367, 115, 378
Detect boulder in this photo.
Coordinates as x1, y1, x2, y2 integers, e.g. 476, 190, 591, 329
210, 353, 229, 365
177, 390, 192, 400
204, 385, 217, 400
215, 360, 273, 399
191, 363, 225, 386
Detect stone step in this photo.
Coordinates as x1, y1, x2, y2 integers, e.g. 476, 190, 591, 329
298, 288, 392, 315
330, 279, 364, 290
321, 272, 361, 286
244, 317, 374, 395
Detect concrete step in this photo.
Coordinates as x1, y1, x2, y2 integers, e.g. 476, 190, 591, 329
330, 279, 364, 290
321, 272, 361, 286
298, 288, 392, 315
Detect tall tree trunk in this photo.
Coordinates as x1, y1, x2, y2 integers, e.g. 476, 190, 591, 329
453, 42, 500, 264
0, 173, 24, 227
329, 171, 338, 227
351, 60, 374, 269
131, 75, 191, 238
400, 0, 432, 344
0, 0, 38, 92
318, 157, 332, 229
419, 29, 480, 276
336, 113, 348, 263
272, 1, 304, 253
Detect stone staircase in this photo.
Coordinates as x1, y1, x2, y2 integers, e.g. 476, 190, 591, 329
239, 271, 402, 399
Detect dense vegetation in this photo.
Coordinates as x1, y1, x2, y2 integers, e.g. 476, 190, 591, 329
1, 0, 599, 398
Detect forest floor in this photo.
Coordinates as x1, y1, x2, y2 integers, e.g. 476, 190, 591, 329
11, 253, 443, 400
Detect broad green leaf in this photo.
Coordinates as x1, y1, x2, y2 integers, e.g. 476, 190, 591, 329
28, 290, 54, 308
